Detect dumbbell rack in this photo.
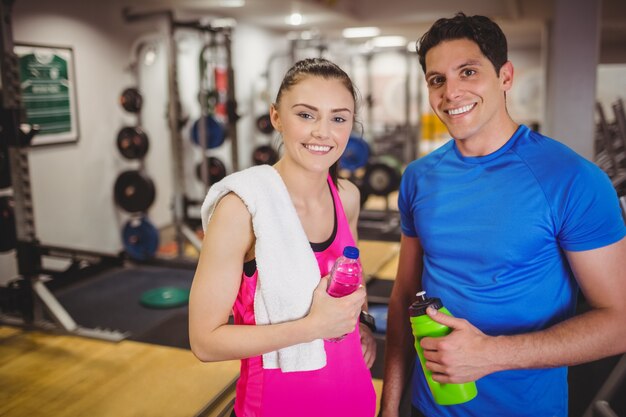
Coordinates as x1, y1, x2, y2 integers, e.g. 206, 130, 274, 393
0, 0, 126, 341
595, 99, 626, 219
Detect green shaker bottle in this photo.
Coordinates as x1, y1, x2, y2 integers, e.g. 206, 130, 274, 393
409, 291, 477, 405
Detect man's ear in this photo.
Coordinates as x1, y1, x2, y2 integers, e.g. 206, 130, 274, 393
499, 61, 514, 92
269, 104, 281, 132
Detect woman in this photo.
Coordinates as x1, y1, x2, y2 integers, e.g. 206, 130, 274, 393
189, 58, 376, 417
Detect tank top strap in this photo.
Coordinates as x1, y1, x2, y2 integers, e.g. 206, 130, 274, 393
326, 175, 354, 245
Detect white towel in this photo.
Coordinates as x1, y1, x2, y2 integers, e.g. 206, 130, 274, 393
200, 165, 326, 372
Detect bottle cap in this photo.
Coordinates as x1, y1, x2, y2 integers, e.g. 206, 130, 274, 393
343, 246, 359, 259
408, 291, 443, 316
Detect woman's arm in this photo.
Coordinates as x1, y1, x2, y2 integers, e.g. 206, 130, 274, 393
188, 192, 366, 362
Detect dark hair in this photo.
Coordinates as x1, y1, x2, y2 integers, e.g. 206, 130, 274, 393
275, 57, 359, 187
416, 12, 508, 75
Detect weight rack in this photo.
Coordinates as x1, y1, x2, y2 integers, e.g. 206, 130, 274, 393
0, 0, 126, 341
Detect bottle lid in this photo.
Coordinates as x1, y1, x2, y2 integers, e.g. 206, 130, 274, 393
343, 246, 359, 259
408, 291, 443, 316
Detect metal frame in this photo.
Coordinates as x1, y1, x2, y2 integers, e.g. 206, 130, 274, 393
583, 354, 626, 417
123, 8, 239, 257
0, 0, 126, 342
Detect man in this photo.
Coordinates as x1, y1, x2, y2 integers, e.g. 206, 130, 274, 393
380, 12, 626, 417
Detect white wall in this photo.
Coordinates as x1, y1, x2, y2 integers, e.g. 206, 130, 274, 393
12, 0, 150, 256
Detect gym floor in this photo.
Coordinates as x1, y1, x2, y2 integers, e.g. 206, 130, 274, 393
1, 237, 625, 417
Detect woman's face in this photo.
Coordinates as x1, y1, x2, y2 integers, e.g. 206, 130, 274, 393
270, 75, 355, 173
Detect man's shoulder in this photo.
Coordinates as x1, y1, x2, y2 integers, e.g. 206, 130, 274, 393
513, 128, 596, 175
405, 140, 455, 175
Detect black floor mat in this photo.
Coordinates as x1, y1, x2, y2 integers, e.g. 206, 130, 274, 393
53, 265, 194, 339
132, 311, 191, 349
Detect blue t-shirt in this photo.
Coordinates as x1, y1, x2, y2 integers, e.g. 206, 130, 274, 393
398, 125, 626, 417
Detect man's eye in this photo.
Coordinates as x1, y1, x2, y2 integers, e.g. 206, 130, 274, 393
463, 69, 476, 77
428, 76, 444, 87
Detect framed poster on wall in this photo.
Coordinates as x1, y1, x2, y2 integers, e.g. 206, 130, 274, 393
14, 43, 79, 146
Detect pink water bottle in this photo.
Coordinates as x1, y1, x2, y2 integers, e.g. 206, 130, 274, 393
326, 246, 362, 342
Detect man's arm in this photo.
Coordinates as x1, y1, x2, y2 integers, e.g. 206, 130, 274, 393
380, 234, 423, 417
420, 237, 626, 383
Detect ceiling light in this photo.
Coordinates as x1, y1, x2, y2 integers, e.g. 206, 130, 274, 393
219, 0, 245, 7
370, 35, 407, 48
143, 45, 157, 66
342, 27, 380, 39
286, 12, 303, 26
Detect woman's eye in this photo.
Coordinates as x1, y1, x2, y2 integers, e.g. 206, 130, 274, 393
297, 112, 313, 119
333, 116, 346, 123
463, 69, 476, 77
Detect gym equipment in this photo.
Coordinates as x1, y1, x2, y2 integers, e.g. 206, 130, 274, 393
0, 2, 126, 342
190, 115, 226, 149
116, 126, 149, 160
342, 167, 370, 207
255, 114, 273, 135
252, 144, 278, 166
339, 135, 370, 171
120, 87, 143, 113
139, 286, 190, 309
582, 353, 626, 417
195, 156, 226, 184
122, 11, 239, 262
122, 216, 160, 261
362, 155, 403, 196
595, 101, 626, 195
0, 196, 16, 252
368, 304, 388, 334
114, 170, 156, 213
0, 147, 10, 188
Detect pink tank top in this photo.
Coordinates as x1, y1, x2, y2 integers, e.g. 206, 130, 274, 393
231, 177, 376, 417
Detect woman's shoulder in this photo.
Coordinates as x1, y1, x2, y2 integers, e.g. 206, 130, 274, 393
337, 178, 360, 218
211, 192, 253, 226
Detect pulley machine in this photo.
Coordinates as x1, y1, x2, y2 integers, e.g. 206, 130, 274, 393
123, 9, 239, 258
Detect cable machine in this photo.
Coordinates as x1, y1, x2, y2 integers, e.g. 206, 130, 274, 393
123, 9, 238, 260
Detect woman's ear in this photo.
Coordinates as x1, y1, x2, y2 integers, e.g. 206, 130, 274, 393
269, 104, 281, 132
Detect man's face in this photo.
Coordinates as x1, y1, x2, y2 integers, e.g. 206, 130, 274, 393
424, 38, 513, 152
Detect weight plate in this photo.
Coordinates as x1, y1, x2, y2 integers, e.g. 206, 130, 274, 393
340, 135, 370, 171
122, 216, 159, 261
349, 173, 370, 207
252, 144, 278, 166
195, 156, 227, 184
255, 114, 274, 135
116, 126, 149, 160
363, 159, 402, 196
120, 87, 143, 113
0, 196, 17, 252
139, 286, 190, 309
114, 170, 156, 213
190, 115, 226, 149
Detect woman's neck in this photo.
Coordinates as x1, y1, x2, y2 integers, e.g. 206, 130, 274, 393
273, 159, 329, 205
